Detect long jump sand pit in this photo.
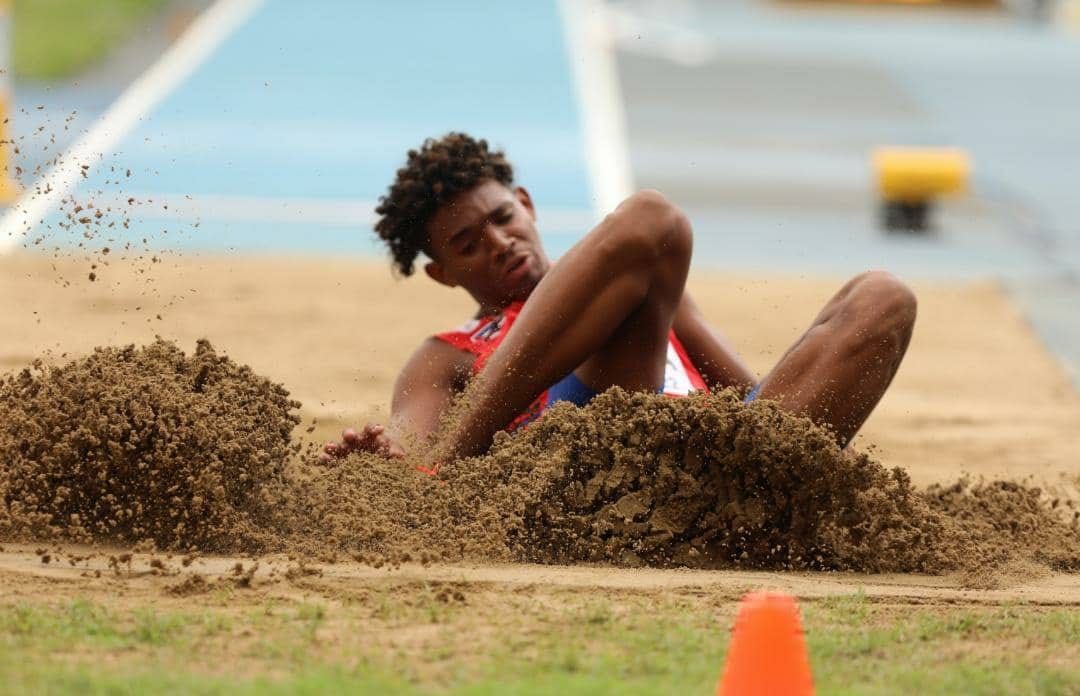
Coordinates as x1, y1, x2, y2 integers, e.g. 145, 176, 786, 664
1, 252, 1079, 689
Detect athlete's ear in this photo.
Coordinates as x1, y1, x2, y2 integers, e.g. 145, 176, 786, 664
424, 261, 457, 288
515, 186, 536, 220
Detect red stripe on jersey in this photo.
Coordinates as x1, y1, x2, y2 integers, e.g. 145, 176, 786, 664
668, 332, 709, 393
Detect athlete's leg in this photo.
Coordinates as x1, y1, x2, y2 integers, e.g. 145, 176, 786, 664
751, 271, 917, 446
439, 190, 692, 459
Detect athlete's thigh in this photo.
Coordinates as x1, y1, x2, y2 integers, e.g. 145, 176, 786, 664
572, 291, 672, 393
540, 191, 690, 393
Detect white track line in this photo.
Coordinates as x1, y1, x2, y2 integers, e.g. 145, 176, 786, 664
559, 0, 634, 219
0, 0, 264, 253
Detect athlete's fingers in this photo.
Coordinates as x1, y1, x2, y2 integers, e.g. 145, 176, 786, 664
358, 425, 388, 451
330, 425, 397, 458
373, 433, 395, 453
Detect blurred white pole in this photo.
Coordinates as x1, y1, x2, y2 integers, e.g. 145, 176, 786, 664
0, 0, 18, 205
559, 0, 634, 219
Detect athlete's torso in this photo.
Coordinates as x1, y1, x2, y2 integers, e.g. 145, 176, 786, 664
433, 300, 707, 428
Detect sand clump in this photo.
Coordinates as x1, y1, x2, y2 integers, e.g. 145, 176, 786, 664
926, 478, 1080, 585
290, 389, 1080, 574
445, 390, 952, 571
0, 339, 299, 552
1, 339, 1078, 575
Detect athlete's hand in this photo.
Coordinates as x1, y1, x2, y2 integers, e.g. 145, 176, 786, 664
320, 424, 405, 462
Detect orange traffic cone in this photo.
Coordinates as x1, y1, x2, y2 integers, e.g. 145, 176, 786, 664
717, 591, 814, 696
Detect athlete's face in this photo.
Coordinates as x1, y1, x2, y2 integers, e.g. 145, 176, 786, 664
424, 180, 551, 310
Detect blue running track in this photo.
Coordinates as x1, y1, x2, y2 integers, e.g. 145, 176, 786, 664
35, 0, 595, 258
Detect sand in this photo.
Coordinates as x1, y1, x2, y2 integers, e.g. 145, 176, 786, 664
0, 339, 298, 551
1, 251, 1079, 597
1, 252, 1078, 579
3, 253, 1077, 493
1, 340, 1076, 576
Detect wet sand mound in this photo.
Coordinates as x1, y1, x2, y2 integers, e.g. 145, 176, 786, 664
449, 390, 951, 572
295, 391, 1080, 574
2, 340, 1078, 574
927, 479, 1080, 573
0, 340, 299, 551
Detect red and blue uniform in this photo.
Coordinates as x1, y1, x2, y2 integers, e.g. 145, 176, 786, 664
434, 300, 708, 430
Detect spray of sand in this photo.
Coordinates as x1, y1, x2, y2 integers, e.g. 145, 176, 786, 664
1, 339, 1077, 575
0, 339, 298, 552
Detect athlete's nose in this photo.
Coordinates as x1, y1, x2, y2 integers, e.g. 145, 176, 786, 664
488, 225, 515, 262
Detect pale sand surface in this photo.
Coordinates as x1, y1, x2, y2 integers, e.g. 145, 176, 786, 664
3, 251, 1077, 489
2, 251, 1079, 602
0, 543, 1077, 605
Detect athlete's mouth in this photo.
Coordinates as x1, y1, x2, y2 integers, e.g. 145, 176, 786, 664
503, 254, 529, 279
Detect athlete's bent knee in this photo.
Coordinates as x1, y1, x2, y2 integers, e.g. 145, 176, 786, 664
608, 189, 692, 262
853, 271, 916, 327
830, 272, 916, 358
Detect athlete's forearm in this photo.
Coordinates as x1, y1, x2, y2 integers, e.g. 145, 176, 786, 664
386, 408, 441, 457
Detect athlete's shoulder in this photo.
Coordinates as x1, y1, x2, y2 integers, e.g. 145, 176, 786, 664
433, 301, 522, 350
397, 336, 474, 391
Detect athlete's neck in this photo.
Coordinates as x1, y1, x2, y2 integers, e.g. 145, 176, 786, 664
474, 294, 532, 319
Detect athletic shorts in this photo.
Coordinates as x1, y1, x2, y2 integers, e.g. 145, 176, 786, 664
545, 372, 600, 408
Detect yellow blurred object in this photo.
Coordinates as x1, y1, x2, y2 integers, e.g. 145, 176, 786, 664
0, 0, 18, 206
1060, 0, 1080, 31
872, 147, 970, 203
776, 0, 999, 7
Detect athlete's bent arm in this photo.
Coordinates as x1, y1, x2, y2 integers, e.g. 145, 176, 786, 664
323, 338, 468, 460
672, 292, 757, 392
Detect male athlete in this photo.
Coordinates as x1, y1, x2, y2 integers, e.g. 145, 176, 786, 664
324, 133, 916, 466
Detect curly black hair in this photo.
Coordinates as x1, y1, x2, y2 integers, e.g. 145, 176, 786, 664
374, 132, 515, 276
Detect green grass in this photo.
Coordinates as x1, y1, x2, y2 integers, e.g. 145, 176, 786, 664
0, 591, 1078, 695
13, 0, 168, 81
